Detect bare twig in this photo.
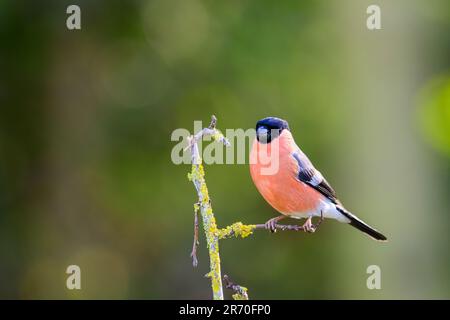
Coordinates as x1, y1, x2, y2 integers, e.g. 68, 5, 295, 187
208, 115, 217, 129
254, 223, 305, 231
190, 203, 200, 267
223, 275, 249, 300
253, 214, 324, 233
217, 214, 324, 240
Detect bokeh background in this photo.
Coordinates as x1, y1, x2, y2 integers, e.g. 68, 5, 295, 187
0, 0, 449, 299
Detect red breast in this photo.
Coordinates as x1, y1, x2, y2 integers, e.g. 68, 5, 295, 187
250, 130, 323, 215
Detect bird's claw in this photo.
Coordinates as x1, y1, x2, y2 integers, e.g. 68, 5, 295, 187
303, 211, 324, 233
264, 218, 279, 233
302, 217, 316, 233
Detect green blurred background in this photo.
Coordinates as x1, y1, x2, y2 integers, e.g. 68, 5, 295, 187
0, 0, 449, 299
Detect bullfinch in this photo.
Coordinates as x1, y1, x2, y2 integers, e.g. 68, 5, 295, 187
249, 117, 387, 241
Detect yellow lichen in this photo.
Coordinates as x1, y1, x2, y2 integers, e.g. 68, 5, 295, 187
211, 130, 223, 142
218, 222, 256, 239
232, 286, 249, 300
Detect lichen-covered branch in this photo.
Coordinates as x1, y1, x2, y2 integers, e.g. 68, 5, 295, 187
217, 221, 318, 239
187, 115, 230, 300
217, 222, 256, 239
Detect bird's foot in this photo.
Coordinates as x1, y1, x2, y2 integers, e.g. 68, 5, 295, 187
302, 217, 316, 233
303, 211, 324, 233
264, 215, 285, 233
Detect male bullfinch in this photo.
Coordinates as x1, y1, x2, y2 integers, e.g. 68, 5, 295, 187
249, 117, 387, 241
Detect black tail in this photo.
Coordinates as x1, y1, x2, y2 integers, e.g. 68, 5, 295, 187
336, 206, 387, 242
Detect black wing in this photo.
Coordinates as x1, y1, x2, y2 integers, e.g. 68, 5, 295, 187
292, 151, 339, 204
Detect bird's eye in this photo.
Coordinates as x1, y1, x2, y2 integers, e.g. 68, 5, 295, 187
256, 126, 270, 143
257, 126, 269, 137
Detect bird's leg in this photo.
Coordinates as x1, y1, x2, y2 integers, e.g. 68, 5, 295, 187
303, 211, 325, 233
264, 215, 286, 233
313, 210, 324, 230
302, 216, 315, 233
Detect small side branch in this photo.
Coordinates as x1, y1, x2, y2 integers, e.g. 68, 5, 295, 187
253, 212, 323, 233
223, 275, 249, 300
190, 203, 200, 267
217, 218, 324, 240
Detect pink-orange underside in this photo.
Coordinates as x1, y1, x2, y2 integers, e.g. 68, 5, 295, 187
249, 131, 323, 216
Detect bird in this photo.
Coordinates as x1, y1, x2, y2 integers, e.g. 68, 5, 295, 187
249, 116, 387, 241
